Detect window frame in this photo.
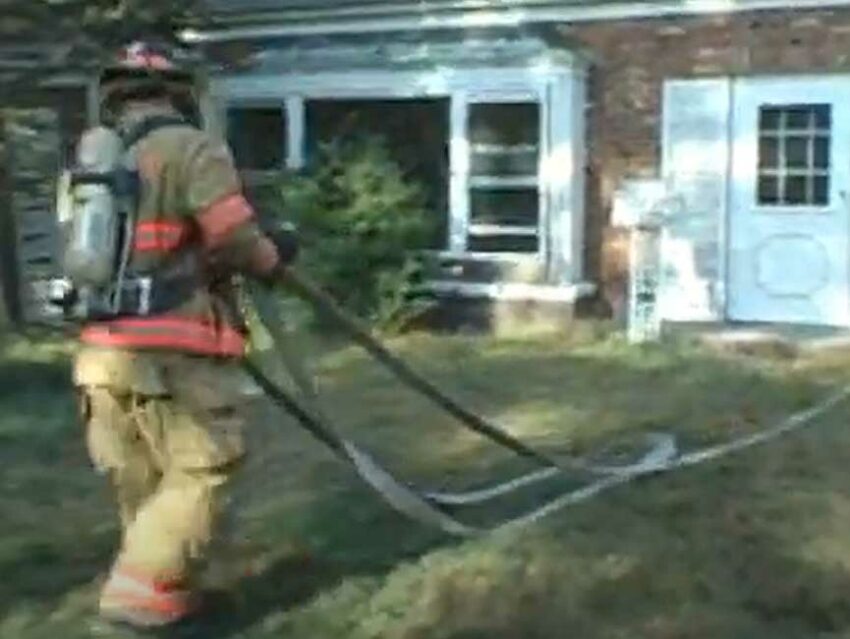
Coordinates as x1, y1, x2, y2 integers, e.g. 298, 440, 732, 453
452, 90, 548, 259
754, 103, 833, 211
223, 98, 291, 181
212, 67, 579, 268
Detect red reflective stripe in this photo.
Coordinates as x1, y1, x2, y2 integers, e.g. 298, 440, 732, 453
81, 318, 245, 357
81, 330, 245, 357
102, 568, 192, 619
111, 566, 188, 594
102, 592, 190, 619
136, 222, 187, 233
134, 221, 190, 253
135, 237, 185, 252
196, 193, 254, 250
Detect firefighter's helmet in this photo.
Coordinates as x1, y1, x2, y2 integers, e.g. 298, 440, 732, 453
99, 40, 200, 123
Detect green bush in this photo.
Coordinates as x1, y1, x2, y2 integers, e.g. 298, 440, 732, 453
272, 136, 436, 332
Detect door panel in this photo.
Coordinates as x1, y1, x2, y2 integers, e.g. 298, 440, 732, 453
728, 78, 850, 326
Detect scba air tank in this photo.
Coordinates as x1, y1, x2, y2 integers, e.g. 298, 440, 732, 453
64, 126, 124, 287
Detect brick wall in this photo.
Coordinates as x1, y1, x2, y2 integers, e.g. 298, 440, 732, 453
562, 7, 850, 316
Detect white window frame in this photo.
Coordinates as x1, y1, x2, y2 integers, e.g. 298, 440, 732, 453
209, 62, 584, 280
459, 89, 548, 260
218, 98, 287, 185
755, 103, 832, 209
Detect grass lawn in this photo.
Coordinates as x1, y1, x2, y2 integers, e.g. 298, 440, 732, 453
2, 326, 850, 638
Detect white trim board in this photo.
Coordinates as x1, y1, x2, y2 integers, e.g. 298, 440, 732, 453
425, 281, 596, 302
210, 67, 576, 101
183, 0, 850, 42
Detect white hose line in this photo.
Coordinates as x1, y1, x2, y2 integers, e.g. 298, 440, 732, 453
498, 384, 850, 532
424, 434, 678, 507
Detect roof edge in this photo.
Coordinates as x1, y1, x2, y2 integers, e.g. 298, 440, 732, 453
184, 0, 850, 42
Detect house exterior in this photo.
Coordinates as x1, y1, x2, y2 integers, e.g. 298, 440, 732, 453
8, 1, 850, 330
186, 0, 850, 329
0, 42, 90, 324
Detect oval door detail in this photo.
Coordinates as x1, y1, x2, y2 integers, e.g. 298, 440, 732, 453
754, 234, 831, 298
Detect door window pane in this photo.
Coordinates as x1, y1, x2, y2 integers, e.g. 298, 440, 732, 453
785, 175, 807, 204
758, 175, 779, 205
814, 176, 829, 203
814, 137, 830, 169
785, 137, 808, 170
758, 137, 778, 170
756, 104, 830, 207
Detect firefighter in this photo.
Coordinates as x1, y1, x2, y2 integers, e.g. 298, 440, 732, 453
68, 41, 295, 629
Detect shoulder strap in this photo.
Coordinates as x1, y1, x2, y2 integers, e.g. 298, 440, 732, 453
121, 115, 189, 148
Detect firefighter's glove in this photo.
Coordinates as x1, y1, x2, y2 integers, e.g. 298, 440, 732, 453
269, 224, 300, 266
256, 223, 299, 286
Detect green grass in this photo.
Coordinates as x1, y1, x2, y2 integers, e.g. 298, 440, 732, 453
2, 328, 850, 638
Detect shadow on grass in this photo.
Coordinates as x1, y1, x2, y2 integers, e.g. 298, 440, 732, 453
177, 485, 451, 639
0, 530, 116, 619
4, 334, 850, 638
0, 359, 70, 400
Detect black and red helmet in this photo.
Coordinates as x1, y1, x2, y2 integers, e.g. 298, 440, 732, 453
99, 40, 199, 120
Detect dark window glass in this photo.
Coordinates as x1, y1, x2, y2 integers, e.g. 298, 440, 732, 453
758, 175, 779, 205
785, 137, 808, 170
226, 106, 286, 171
467, 102, 540, 252
468, 235, 538, 253
756, 104, 830, 206
760, 108, 781, 130
469, 103, 539, 147
469, 189, 539, 227
758, 137, 778, 170
814, 137, 830, 169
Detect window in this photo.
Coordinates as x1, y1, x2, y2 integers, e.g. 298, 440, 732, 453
467, 102, 540, 253
226, 105, 287, 171
757, 104, 831, 206
305, 99, 450, 249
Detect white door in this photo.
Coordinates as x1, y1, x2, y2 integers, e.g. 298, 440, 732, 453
728, 78, 850, 326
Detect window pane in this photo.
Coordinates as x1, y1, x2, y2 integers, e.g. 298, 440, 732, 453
469, 103, 539, 147
760, 108, 781, 131
227, 106, 286, 171
470, 148, 538, 177
470, 188, 539, 226
467, 102, 541, 252
756, 104, 832, 207
814, 175, 829, 204
784, 175, 807, 204
785, 136, 809, 170
468, 235, 538, 253
785, 107, 812, 130
814, 136, 830, 169
814, 105, 831, 129
758, 137, 778, 170
758, 175, 779, 205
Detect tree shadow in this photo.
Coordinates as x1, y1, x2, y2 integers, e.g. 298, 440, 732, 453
3, 335, 850, 638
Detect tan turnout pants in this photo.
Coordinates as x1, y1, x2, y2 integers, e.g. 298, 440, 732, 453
75, 348, 255, 588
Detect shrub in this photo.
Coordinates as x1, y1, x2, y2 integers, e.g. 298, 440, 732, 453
269, 136, 436, 332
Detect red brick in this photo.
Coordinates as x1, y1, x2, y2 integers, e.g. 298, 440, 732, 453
569, 7, 850, 312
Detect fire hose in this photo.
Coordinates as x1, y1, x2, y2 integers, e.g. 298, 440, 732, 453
242, 269, 850, 535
